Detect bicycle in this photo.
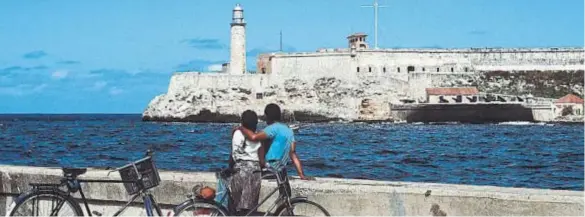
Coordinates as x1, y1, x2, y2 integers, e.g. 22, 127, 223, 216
6, 150, 164, 217
172, 165, 330, 216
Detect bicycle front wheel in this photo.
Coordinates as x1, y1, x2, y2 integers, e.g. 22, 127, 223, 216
275, 198, 330, 216
173, 200, 228, 217
8, 190, 83, 216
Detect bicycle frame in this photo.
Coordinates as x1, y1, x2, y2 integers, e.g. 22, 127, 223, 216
243, 182, 289, 216
28, 178, 163, 216
76, 179, 163, 217
215, 168, 294, 216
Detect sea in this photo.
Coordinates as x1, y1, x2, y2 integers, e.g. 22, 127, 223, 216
0, 114, 583, 191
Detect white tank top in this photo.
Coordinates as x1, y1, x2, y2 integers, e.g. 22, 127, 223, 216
231, 130, 261, 161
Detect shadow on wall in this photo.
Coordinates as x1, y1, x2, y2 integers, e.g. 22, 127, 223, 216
395, 104, 535, 123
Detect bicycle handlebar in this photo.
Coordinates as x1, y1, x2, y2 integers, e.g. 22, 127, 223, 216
106, 150, 155, 177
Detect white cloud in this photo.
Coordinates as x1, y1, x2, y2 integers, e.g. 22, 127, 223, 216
207, 64, 223, 72
51, 70, 69, 79
0, 83, 48, 96
109, 87, 123, 95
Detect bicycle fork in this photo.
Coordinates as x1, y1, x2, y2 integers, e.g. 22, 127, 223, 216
142, 192, 163, 217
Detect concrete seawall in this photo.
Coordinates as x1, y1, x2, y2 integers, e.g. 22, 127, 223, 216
1, 165, 583, 216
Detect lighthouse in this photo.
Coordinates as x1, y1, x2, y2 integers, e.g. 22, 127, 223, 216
229, 4, 246, 75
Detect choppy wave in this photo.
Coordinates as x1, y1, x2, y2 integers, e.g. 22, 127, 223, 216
0, 114, 583, 191
497, 121, 555, 126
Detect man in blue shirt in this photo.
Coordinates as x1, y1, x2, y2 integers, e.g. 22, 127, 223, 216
237, 103, 311, 181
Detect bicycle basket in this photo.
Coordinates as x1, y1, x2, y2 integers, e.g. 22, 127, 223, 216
118, 156, 161, 195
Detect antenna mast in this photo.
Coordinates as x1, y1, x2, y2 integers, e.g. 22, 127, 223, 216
279, 30, 283, 52
361, 0, 387, 49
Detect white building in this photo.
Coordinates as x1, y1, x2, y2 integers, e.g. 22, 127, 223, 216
554, 94, 584, 116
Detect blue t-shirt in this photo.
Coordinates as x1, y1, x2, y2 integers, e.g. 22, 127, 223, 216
263, 122, 294, 169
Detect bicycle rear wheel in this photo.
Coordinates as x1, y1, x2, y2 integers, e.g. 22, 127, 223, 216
173, 200, 228, 217
275, 198, 330, 216
8, 190, 83, 216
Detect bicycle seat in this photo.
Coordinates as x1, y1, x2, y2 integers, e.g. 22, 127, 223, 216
62, 168, 87, 177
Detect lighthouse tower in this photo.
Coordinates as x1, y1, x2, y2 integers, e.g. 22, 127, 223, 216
229, 4, 246, 75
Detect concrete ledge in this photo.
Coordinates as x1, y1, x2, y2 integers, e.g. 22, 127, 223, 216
1, 165, 583, 216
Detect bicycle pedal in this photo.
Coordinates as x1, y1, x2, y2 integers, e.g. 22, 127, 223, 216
92, 211, 103, 216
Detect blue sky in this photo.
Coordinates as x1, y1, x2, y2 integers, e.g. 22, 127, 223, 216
0, 0, 583, 113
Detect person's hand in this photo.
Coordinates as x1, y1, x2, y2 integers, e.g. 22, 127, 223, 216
300, 176, 316, 181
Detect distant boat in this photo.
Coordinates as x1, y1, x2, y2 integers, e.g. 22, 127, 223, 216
288, 113, 300, 133
290, 124, 300, 133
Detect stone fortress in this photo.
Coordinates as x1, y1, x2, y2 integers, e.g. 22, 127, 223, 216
143, 3, 585, 122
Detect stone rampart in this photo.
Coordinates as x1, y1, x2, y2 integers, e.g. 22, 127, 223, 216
261, 47, 583, 76
0, 165, 583, 216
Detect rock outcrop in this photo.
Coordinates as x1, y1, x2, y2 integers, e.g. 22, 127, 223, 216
143, 70, 585, 122
143, 74, 406, 122
436, 70, 585, 98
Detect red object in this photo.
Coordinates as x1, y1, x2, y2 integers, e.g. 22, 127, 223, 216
194, 209, 212, 216
425, 87, 479, 96
199, 187, 216, 200
555, 94, 584, 104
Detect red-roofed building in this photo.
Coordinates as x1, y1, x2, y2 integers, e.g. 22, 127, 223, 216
554, 94, 584, 116
425, 87, 480, 103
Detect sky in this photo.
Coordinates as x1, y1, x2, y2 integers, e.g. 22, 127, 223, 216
0, 0, 583, 113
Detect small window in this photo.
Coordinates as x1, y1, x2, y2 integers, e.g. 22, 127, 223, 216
261, 68, 266, 74
383, 67, 386, 73
451, 68, 454, 72
256, 93, 263, 99
436, 68, 440, 72
407, 66, 415, 72
397, 67, 401, 73
464, 67, 468, 72
357, 67, 360, 72
368, 67, 372, 72
422, 68, 426, 72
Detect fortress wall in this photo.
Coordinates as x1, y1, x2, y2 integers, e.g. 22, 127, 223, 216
270, 54, 354, 77
357, 49, 583, 70
168, 73, 273, 95
267, 49, 583, 76
1, 165, 583, 216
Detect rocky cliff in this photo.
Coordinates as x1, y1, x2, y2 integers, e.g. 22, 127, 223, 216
143, 70, 584, 122
143, 74, 407, 122
437, 70, 584, 98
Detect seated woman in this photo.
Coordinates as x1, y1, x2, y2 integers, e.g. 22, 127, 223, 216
228, 110, 264, 215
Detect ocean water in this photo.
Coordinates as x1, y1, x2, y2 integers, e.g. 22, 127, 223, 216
0, 114, 583, 191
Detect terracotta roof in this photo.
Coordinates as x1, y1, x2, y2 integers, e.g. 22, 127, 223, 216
425, 87, 479, 96
555, 94, 584, 104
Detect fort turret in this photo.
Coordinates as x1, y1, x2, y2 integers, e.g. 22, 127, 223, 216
229, 4, 246, 75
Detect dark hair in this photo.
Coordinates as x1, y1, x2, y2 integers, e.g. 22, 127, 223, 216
264, 103, 281, 122
241, 110, 258, 131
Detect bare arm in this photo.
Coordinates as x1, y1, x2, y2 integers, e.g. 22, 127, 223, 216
290, 141, 313, 180
229, 153, 235, 169
257, 143, 266, 168
238, 127, 269, 141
